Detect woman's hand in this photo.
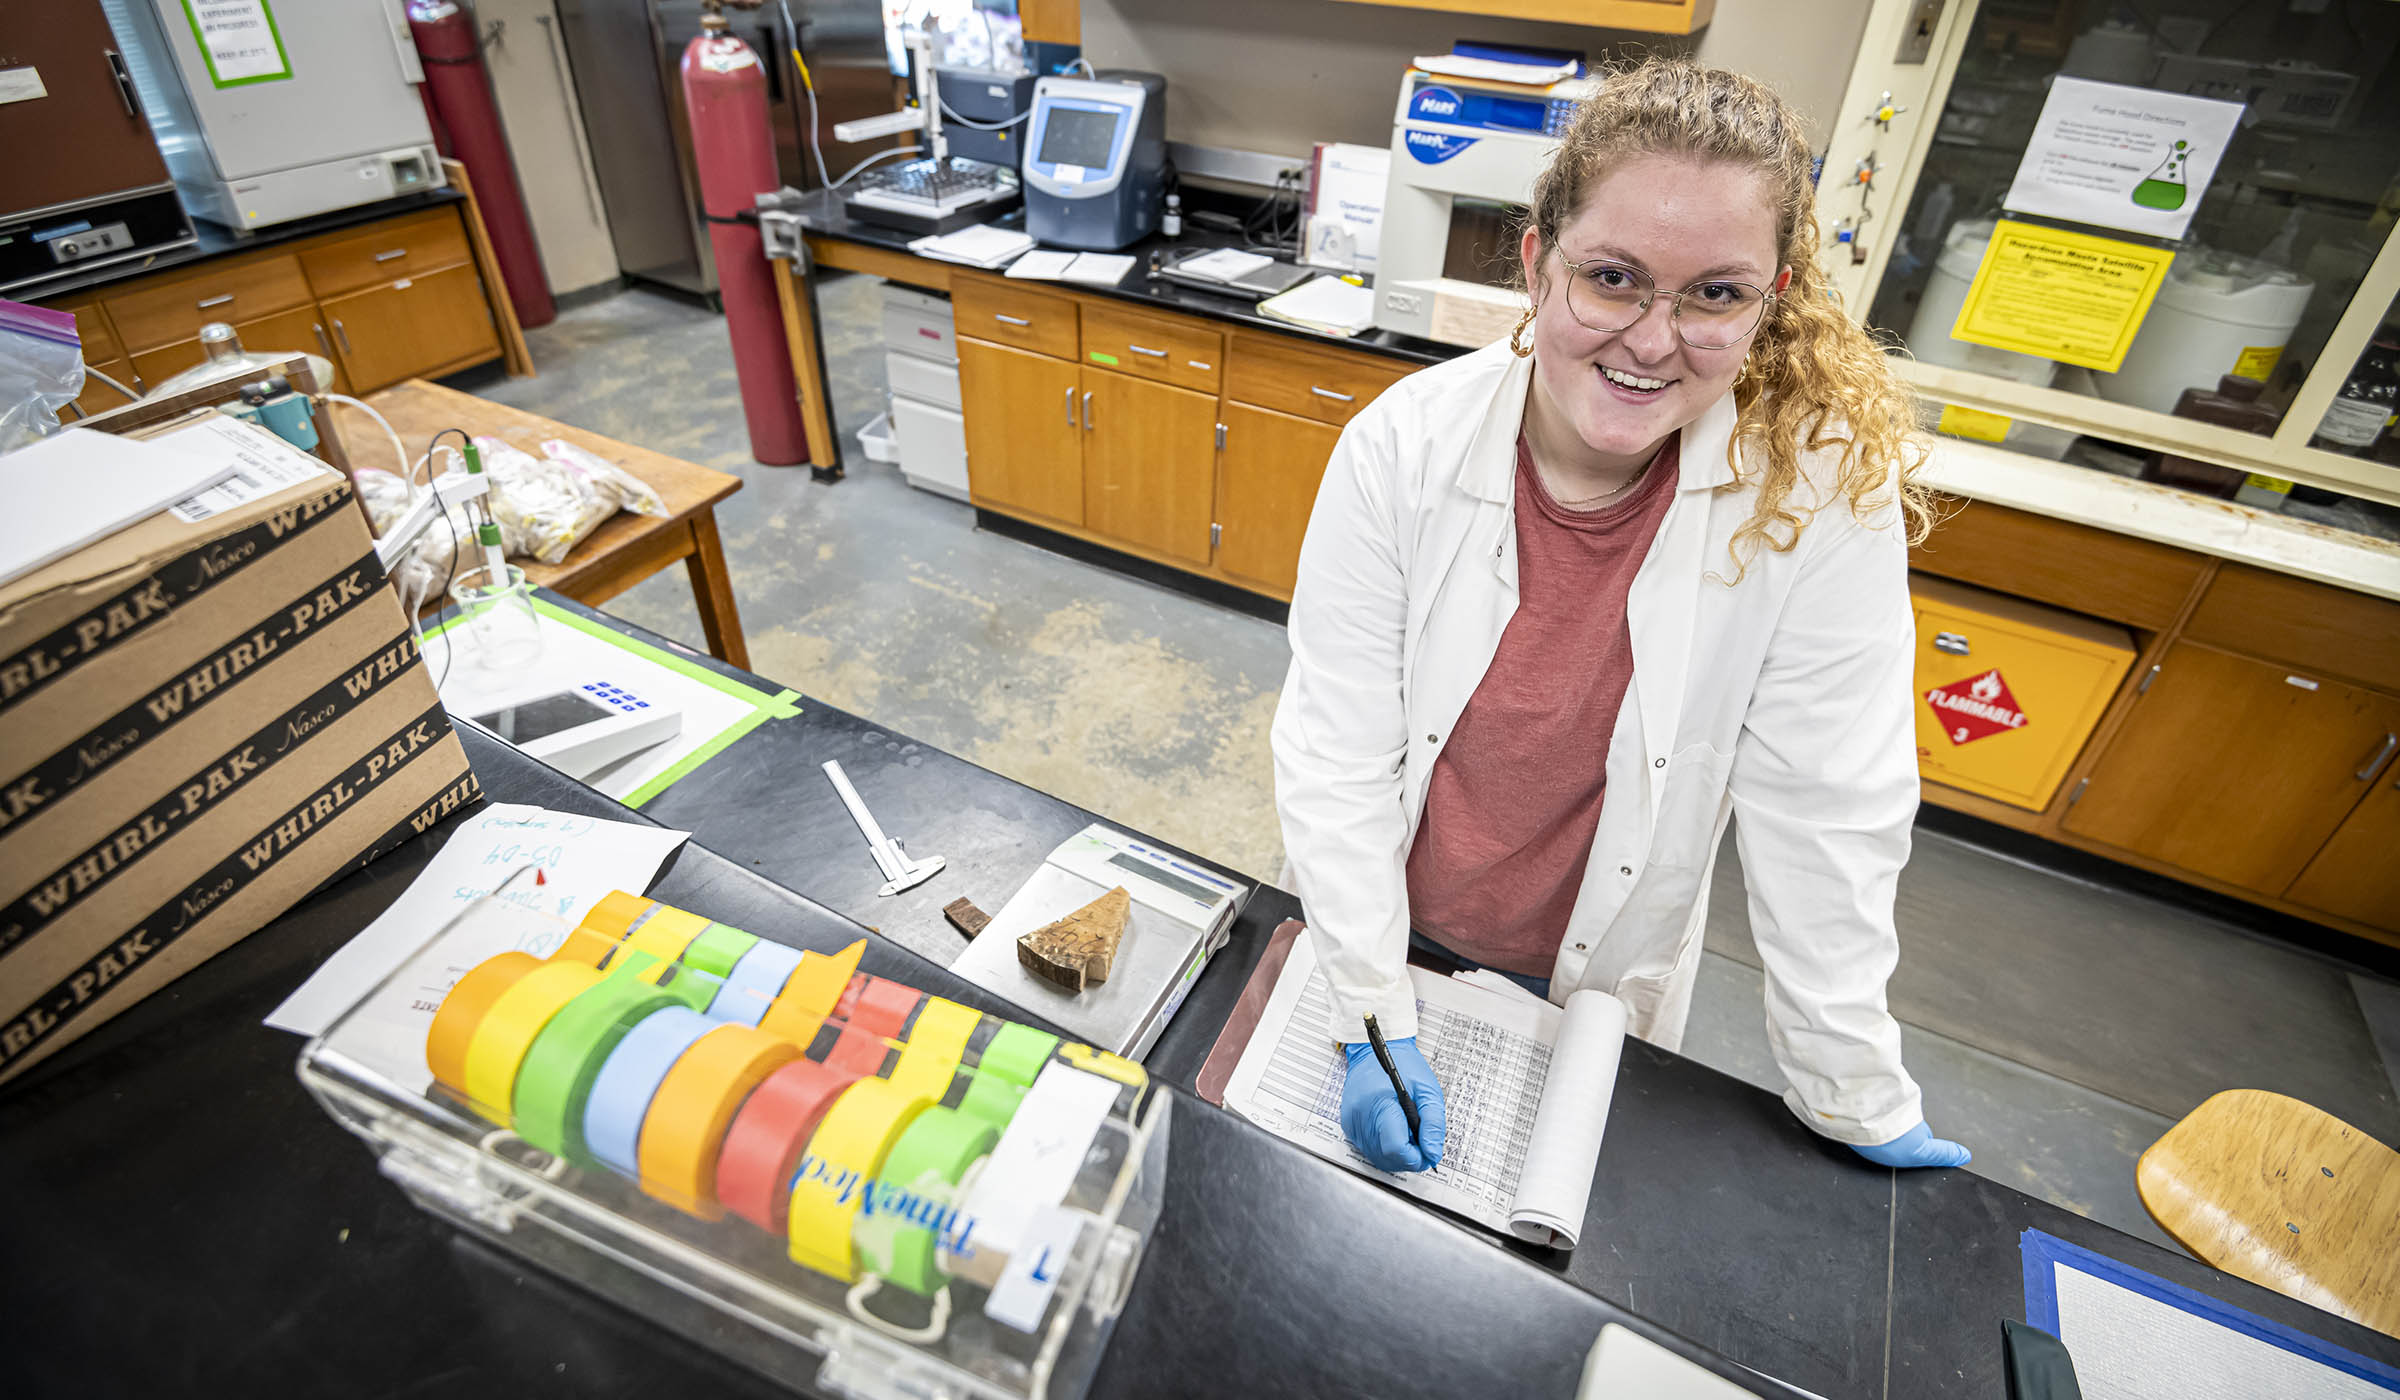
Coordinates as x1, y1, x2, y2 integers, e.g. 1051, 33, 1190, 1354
1850, 1121, 1970, 1169
1339, 1039, 1448, 1173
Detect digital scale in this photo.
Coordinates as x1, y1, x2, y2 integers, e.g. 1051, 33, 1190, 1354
952, 825, 1249, 1059
460, 680, 682, 782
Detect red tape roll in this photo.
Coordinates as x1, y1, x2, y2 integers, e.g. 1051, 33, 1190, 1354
715, 1058, 862, 1233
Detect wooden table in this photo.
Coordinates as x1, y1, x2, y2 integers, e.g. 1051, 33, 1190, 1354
331, 379, 751, 668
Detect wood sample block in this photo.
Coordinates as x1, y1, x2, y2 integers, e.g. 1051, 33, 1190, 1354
1016, 886, 1131, 994
944, 897, 991, 939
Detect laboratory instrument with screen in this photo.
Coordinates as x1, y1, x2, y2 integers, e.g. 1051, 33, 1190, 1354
1375, 67, 1597, 347
1021, 73, 1168, 251
464, 681, 683, 782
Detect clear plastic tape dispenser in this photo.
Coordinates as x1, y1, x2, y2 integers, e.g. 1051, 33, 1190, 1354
298, 879, 1169, 1400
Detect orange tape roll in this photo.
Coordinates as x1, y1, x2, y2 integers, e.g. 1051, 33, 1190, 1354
426, 953, 539, 1097
636, 1022, 801, 1217
757, 939, 864, 1050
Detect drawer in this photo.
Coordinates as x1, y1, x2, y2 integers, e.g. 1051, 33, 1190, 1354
50, 299, 122, 365
1225, 330, 1411, 426
892, 396, 968, 498
128, 304, 337, 397
1909, 574, 2136, 810
952, 273, 1078, 360
299, 208, 472, 299
1909, 496, 2208, 631
2183, 563, 2400, 695
881, 285, 957, 363
887, 351, 961, 410
1079, 300, 1222, 393
103, 254, 313, 352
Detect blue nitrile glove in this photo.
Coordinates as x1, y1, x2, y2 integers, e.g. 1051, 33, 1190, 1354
1340, 1037, 1447, 1174
1851, 1121, 1971, 1169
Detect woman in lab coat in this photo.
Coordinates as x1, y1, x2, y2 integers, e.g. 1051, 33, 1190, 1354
1274, 58, 1970, 1175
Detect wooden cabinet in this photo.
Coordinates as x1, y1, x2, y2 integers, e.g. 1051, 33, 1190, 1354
319, 263, 499, 392
68, 357, 138, 420
2287, 771, 2400, 931
960, 335, 1085, 527
1224, 330, 1408, 428
1217, 402, 1339, 594
1082, 370, 1217, 564
952, 276, 1079, 360
129, 304, 345, 396
2063, 643, 2400, 894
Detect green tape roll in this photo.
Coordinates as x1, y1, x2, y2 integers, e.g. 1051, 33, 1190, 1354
681, 921, 759, 979
957, 1072, 1027, 1129
512, 956, 716, 1163
979, 1023, 1060, 1086
855, 1106, 998, 1296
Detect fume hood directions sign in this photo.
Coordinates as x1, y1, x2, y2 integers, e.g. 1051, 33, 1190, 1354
180, 0, 292, 89
2002, 77, 2241, 241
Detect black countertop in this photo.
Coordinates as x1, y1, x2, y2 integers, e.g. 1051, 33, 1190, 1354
563, 595, 2400, 1397
33, 189, 468, 303
0, 727, 1783, 1400
792, 187, 1460, 367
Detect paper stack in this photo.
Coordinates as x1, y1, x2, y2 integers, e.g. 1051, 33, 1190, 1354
1007, 249, 1138, 286
1256, 275, 1376, 337
907, 224, 1034, 268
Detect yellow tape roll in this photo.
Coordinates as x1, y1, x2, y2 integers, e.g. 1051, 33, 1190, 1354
460, 960, 604, 1123
885, 998, 981, 1102
787, 1077, 928, 1281
623, 904, 713, 962
636, 1023, 800, 1218
426, 953, 539, 1098
757, 939, 864, 1050
552, 891, 653, 965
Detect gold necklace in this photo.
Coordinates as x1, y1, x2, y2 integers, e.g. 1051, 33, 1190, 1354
1548, 446, 1658, 509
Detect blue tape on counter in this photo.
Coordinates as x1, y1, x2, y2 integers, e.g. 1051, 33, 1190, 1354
583, 1007, 719, 1178
2019, 1228, 2400, 1390
708, 940, 808, 1028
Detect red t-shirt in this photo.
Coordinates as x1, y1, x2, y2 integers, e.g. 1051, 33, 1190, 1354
1404, 430, 1678, 973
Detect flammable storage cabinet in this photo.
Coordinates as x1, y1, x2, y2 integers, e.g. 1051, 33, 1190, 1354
1816, 0, 2400, 506
1910, 574, 2135, 810
299, 887, 1165, 1400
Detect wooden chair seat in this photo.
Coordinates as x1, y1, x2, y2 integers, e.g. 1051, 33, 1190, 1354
2136, 1088, 2400, 1337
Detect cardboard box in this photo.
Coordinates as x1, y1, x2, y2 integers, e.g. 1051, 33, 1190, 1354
0, 416, 479, 1084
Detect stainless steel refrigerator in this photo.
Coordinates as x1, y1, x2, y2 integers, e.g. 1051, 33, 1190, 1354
550, 0, 900, 298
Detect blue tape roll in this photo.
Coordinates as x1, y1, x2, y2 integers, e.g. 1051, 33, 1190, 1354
707, 940, 807, 1028
583, 1007, 718, 1178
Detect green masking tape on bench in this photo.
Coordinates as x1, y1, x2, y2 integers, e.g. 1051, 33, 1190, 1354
679, 921, 759, 980
957, 1022, 1060, 1129
854, 1105, 999, 1296
511, 954, 715, 1164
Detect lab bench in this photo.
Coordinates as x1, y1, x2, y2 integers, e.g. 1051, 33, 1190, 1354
784, 191, 2400, 957
31, 181, 530, 417
6, 608, 2396, 1399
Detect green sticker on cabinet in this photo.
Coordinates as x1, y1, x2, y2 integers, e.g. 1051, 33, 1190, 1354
1088, 351, 1119, 365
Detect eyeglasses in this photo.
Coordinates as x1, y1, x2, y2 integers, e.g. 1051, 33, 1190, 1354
1556, 254, 1774, 350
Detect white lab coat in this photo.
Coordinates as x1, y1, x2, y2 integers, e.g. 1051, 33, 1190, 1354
1272, 339, 1924, 1145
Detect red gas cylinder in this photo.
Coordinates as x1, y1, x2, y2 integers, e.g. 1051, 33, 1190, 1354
408, 1, 556, 330
682, 10, 808, 466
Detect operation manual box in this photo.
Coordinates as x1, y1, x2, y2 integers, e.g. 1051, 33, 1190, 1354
302, 890, 1167, 1400
0, 415, 477, 1084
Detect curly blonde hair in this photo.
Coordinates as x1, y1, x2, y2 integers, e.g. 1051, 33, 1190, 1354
1523, 57, 1931, 572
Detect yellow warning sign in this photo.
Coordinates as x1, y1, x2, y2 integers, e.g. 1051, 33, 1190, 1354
1951, 221, 2174, 374
1937, 405, 2014, 442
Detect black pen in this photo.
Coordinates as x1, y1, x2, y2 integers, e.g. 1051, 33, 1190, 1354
1362, 1012, 1421, 1148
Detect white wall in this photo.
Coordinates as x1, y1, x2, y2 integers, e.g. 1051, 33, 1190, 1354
1076, 0, 1876, 159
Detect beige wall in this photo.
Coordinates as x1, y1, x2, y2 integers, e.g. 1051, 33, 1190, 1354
481, 0, 621, 296
1076, 0, 1875, 159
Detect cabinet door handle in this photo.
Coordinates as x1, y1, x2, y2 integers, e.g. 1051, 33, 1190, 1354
1129, 343, 1167, 358
994, 313, 1031, 327
1082, 390, 1093, 430
374, 248, 408, 263
1064, 386, 1077, 428
1933, 631, 1970, 655
313, 323, 333, 358
2358, 732, 2398, 782
197, 293, 235, 309
1310, 385, 1355, 402
332, 318, 354, 354
106, 48, 142, 117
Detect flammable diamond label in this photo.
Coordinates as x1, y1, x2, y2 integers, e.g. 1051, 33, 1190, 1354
1925, 668, 2028, 746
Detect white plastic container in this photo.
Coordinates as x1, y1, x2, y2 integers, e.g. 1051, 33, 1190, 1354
1908, 219, 2062, 389
2094, 247, 2314, 414
857, 411, 901, 465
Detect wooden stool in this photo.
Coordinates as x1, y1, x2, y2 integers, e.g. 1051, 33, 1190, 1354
2136, 1088, 2400, 1336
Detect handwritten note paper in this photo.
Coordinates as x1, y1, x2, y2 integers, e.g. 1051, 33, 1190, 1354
266, 803, 689, 1038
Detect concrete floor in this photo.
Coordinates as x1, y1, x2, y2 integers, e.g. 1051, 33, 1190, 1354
447, 277, 2400, 1257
